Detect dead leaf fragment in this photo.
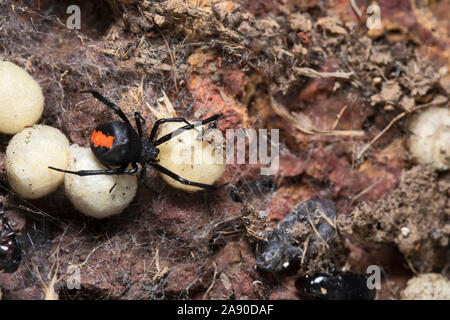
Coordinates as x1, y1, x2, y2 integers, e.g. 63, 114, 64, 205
316, 16, 347, 35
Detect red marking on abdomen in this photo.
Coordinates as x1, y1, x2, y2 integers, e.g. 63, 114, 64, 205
90, 130, 115, 149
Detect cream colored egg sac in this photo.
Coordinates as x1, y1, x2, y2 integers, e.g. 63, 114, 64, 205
156, 122, 226, 192
6, 125, 69, 199
401, 273, 450, 300
64, 145, 138, 218
0, 61, 44, 134
407, 107, 450, 170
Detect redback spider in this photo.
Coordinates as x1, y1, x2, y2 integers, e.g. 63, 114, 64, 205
48, 90, 221, 190
0, 209, 21, 273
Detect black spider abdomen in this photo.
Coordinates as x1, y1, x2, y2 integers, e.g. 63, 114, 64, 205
90, 121, 142, 167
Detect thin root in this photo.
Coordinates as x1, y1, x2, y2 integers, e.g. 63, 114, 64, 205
271, 96, 365, 136
307, 210, 329, 249
203, 262, 218, 300
356, 95, 448, 159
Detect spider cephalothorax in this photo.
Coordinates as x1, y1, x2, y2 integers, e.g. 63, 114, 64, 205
49, 90, 220, 190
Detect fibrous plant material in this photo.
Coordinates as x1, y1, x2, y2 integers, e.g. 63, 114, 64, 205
6, 125, 69, 199
0, 61, 44, 134
64, 145, 138, 218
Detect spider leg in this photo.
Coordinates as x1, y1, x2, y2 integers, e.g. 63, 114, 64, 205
48, 164, 138, 176
151, 162, 218, 190
81, 90, 132, 127
140, 162, 147, 183
154, 114, 221, 146
135, 112, 145, 137
208, 118, 219, 129
149, 117, 192, 142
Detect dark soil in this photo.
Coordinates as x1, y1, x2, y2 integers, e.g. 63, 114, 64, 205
338, 166, 450, 273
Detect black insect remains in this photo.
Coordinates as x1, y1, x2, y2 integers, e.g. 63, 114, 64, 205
0, 210, 21, 273
255, 198, 337, 272
49, 91, 221, 190
295, 272, 376, 300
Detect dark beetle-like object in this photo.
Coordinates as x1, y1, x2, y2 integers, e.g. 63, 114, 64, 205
0, 210, 21, 273
296, 272, 376, 300
255, 198, 337, 272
